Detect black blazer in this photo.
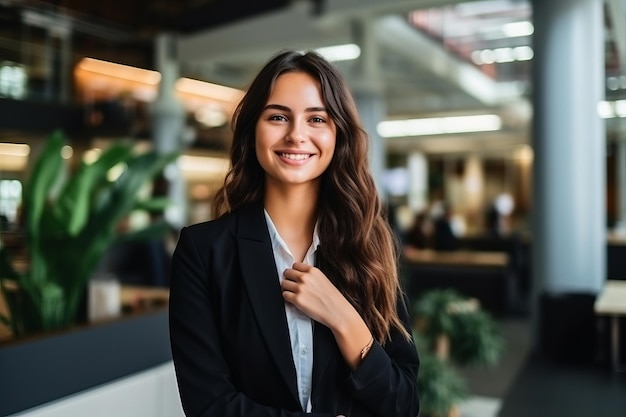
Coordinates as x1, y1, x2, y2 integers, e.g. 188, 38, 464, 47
169, 202, 420, 417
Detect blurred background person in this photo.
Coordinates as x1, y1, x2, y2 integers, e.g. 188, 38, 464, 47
404, 210, 432, 250
432, 201, 460, 251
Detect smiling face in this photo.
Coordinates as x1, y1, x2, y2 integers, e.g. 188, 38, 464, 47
255, 71, 336, 192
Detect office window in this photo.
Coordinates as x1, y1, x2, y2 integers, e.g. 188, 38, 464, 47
0, 179, 22, 229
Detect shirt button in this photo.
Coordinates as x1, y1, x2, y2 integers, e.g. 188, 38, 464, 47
302, 388, 309, 395
301, 348, 308, 355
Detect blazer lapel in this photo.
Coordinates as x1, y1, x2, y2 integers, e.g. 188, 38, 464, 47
312, 321, 334, 389
236, 202, 300, 406
311, 249, 339, 400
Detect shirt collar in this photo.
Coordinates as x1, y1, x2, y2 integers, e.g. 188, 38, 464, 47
264, 209, 320, 256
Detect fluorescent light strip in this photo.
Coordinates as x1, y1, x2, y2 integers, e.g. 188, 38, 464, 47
0, 143, 30, 157
378, 114, 502, 138
175, 78, 244, 103
615, 100, 626, 117
77, 58, 161, 85
471, 46, 533, 65
502, 21, 534, 38
77, 58, 244, 104
314, 44, 361, 62
178, 155, 230, 176
598, 100, 626, 118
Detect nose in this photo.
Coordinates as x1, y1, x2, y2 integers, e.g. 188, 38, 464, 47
285, 120, 306, 143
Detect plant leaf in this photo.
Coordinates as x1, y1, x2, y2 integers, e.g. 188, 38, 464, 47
22, 131, 65, 241
416, 349, 469, 416
63, 150, 176, 317
52, 142, 134, 236
450, 310, 505, 367
38, 282, 65, 330
413, 289, 465, 339
12, 138, 178, 335
86, 150, 177, 237
133, 197, 172, 212
21, 130, 67, 285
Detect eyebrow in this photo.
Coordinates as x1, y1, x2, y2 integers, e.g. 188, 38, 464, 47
263, 104, 328, 113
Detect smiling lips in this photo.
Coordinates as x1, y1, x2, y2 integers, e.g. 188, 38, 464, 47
277, 152, 314, 161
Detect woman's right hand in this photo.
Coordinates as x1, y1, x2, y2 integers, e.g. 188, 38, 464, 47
281, 262, 349, 327
282, 262, 373, 369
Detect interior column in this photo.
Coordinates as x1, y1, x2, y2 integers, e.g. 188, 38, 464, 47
351, 17, 386, 197
531, 0, 606, 362
614, 138, 626, 233
149, 33, 187, 229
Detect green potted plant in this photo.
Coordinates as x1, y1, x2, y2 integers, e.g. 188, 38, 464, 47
0, 130, 178, 337
413, 288, 505, 417
415, 335, 469, 417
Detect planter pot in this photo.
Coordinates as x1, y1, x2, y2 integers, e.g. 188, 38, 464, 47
0, 307, 170, 416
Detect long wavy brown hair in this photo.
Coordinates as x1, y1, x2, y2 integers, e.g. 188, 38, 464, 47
213, 50, 410, 344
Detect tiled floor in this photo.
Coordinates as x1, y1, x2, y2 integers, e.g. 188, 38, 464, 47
453, 316, 626, 417
453, 317, 531, 417
457, 396, 502, 417
498, 356, 626, 417
458, 318, 533, 398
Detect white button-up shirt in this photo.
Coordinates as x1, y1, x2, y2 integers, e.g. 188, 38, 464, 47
264, 210, 318, 412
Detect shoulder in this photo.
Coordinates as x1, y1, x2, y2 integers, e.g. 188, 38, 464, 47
179, 211, 236, 248
178, 202, 264, 248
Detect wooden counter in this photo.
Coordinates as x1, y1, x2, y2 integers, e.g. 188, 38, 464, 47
402, 248, 513, 315
404, 247, 508, 268
120, 284, 170, 310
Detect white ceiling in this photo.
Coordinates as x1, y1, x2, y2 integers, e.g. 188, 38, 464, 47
1, 0, 623, 158
171, 0, 625, 157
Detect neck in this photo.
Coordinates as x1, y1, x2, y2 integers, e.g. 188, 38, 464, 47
264, 182, 319, 240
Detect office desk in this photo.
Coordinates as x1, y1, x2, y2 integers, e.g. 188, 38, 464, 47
594, 280, 626, 372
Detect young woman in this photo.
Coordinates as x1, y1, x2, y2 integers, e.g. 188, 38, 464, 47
169, 50, 419, 417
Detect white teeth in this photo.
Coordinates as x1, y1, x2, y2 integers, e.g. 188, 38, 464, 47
279, 153, 311, 161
